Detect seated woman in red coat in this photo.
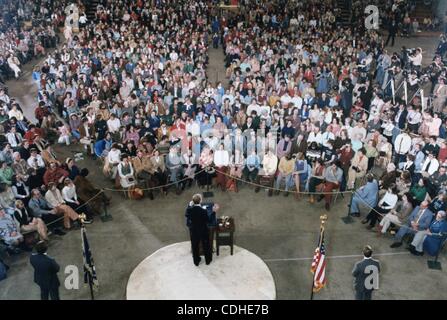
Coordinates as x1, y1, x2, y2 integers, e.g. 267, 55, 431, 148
24, 124, 44, 144
43, 162, 69, 187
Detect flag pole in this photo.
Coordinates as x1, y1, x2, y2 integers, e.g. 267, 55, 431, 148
80, 213, 95, 301
310, 214, 328, 300
310, 226, 321, 300
88, 273, 95, 300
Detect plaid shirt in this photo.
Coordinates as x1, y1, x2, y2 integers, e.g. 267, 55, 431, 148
0, 214, 18, 241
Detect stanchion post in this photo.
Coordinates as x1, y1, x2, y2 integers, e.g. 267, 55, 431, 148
427, 238, 446, 270
100, 192, 113, 222
203, 167, 214, 198
427, 254, 442, 270
341, 191, 355, 224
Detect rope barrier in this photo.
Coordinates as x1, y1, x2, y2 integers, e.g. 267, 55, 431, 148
214, 167, 393, 218
101, 168, 207, 192
213, 167, 354, 195
97, 165, 353, 195
92, 164, 392, 220
350, 187, 392, 217
45, 190, 106, 227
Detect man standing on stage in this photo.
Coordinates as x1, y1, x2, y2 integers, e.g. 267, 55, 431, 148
186, 194, 213, 266
30, 241, 61, 300
352, 245, 381, 300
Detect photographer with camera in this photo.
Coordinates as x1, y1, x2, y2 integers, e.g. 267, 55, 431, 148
408, 48, 423, 72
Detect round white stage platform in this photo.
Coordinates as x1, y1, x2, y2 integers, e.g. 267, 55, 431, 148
126, 241, 276, 300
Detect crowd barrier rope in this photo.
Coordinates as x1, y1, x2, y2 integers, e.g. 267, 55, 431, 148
101, 168, 207, 192
45, 190, 106, 227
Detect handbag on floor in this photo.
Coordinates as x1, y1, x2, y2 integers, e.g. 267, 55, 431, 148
128, 186, 144, 200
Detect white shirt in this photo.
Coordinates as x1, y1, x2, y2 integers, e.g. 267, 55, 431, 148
82, 124, 91, 138
280, 94, 292, 107
79, 15, 87, 23
27, 154, 45, 168
8, 109, 24, 121
62, 185, 78, 204
204, 137, 219, 150
291, 95, 303, 109
45, 189, 64, 207
379, 192, 398, 210
402, 160, 414, 171
107, 118, 121, 132
394, 133, 412, 154
262, 154, 278, 175
169, 51, 178, 62
351, 126, 367, 142
214, 150, 230, 167
246, 103, 261, 116
189, 122, 200, 137
307, 132, 323, 145
321, 131, 335, 147
107, 149, 121, 165
409, 53, 422, 66
422, 157, 439, 175
407, 110, 422, 124
6, 132, 22, 147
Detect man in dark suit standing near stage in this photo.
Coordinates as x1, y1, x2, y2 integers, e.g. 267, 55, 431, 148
186, 194, 213, 266
30, 241, 61, 300
352, 245, 381, 300
385, 19, 398, 47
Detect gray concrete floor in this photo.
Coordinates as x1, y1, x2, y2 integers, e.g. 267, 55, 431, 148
383, 31, 442, 65
207, 47, 229, 87
1, 34, 446, 301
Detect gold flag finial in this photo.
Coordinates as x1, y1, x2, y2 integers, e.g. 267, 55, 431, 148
79, 213, 87, 224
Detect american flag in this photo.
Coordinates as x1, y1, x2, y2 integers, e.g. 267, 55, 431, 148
81, 225, 99, 291
311, 232, 327, 293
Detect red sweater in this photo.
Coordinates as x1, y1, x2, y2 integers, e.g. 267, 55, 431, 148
438, 147, 447, 165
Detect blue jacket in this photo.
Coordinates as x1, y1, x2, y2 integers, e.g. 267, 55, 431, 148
406, 206, 434, 231
245, 154, 261, 170
355, 180, 379, 207
424, 219, 447, 256
414, 151, 425, 172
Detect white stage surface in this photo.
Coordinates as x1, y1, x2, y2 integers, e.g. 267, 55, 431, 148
126, 241, 276, 300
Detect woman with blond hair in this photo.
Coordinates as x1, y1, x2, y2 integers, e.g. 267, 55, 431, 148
14, 200, 48, 241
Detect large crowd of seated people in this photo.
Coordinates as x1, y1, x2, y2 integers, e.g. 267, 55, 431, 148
0, 0, 82, 83
1, 0, 447, 273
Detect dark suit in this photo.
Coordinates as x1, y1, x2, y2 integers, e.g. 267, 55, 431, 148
30, 253, 60, 300
352, 258, 381, 300
186, 205, 212, 265
396, 109, 408, 130
385, 21, 398, 47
